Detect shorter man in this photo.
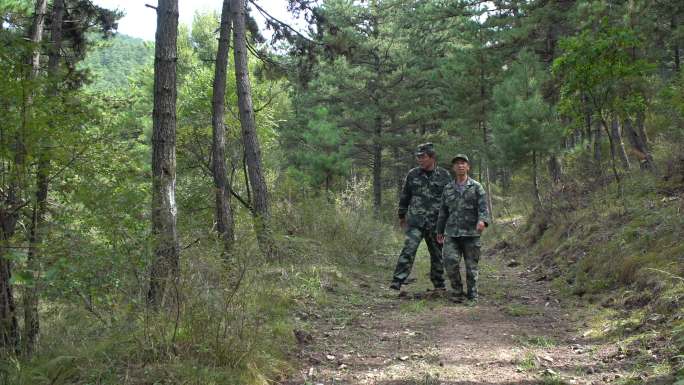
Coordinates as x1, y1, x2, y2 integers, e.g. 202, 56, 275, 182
436, 154, 489, 303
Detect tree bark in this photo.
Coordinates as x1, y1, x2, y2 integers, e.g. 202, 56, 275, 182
232, 0, 270, 247
1, 0, 48, 354
148, 0, 180, 308
211, 0, 235, 255
636, 111, 650, 145
372, 115, 382, 217
22, 0, 64, 356
532, 150, 543, 209
611, 119, 631, 170
583, 94, 592, 143
548, 154, 562, 184
593, 118, 602, 165
601, 119, 624, 201
480, 119, 494, 220
623, 117, 655, 171
673, 15, 680, 72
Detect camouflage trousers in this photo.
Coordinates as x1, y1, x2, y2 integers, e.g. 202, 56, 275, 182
392, 226, 445, 288
442, 236, 481, 299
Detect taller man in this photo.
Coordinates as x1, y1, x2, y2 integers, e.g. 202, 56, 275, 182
390, 143, 452, 291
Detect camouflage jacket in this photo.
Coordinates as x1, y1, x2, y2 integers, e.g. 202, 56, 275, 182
398, 166, 451, 229
436, 177, 490, 237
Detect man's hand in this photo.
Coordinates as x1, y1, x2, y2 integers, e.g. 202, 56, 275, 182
476, 220, 486, 233
399, 217, 407, 230
436, 234, 445, 245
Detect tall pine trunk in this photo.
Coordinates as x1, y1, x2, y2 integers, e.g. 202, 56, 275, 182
1, 0, 48, 353
211, 0, 235, 254
372, 115, 382, 217
23, 0, 64, 355
548, 154, 562, 184
532, 150, 543, 210
601, 118, 625, 201
673, 15, 680, 72
623, 117, 655, 171
480, 119, 494, 220
148, 0, 180, 308
611, 119, 631, 170
232, 0, 270, 249
593, 119, 602, 165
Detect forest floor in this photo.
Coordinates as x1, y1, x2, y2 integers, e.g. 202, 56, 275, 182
279, 246, 675, 385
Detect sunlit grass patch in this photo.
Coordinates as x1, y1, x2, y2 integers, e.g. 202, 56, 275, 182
400, 299, 430, 313
516, 352, 538, 371
504, 303, 540, 317
513, 334, 557, 348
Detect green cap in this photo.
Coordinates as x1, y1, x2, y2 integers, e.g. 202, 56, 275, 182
415, 142, 435, 156
451, 154, 470, 164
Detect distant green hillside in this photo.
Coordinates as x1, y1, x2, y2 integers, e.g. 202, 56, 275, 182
82, 34, 153, 90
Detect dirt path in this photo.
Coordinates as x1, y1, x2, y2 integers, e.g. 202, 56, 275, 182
281, 252, 668, 385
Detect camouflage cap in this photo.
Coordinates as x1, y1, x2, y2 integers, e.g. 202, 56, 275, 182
415, 142, 435, 156
451, 154, 470, 164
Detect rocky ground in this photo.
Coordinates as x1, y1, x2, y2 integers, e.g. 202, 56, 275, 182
280, 251, 674, 385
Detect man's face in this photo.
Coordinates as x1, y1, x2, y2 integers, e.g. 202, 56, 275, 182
452, 159, 470, 176
416, 153, 435, 170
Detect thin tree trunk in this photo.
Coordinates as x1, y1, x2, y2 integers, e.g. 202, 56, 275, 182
484, 166, 493, 219
593, 118, 602, 165
583, 94, 592, 143
148, 0, 180, 308
22, 0, 64, 356
232, 0, 270, 249
1, 0, 48, 354
623, 117, 655, 171
481, 119, 494, 220
501, 168, 511, 195
601, 119, 625, 201
23, 168, 46, 356
611, 119, 631, 170
636, 111, 650, 145
211, 0, 235, 254
532, 150, 543, 209
390, 147, 403, 201
372, 115, 382, 217
548, 154, 562, 184
673, 15, 680, 72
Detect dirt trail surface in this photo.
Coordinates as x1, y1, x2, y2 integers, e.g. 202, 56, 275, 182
280, 251, 671, 385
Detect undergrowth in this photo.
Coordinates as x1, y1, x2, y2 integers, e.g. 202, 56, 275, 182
2, 190, 396, 385
497, 139, 684, 382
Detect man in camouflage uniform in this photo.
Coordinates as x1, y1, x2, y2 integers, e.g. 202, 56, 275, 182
436, 154, 490, 302
390, 143, 452, 291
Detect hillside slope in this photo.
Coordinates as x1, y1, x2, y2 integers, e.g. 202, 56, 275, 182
495, 151, 684, 384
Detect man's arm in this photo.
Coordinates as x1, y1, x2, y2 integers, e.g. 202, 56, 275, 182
397, 174, 412, 223
436, 190, 449, 237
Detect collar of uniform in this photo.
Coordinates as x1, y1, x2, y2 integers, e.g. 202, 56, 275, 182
419, 167, 437, 176
454, 177, 474, 186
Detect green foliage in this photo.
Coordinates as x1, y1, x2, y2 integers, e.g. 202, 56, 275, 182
3, 0, 684, 383
0, 0, 31, 13
553, 20, 653, 121
80, 34, 153, 90
492, 49, 563, 164
284, 106, 352, 190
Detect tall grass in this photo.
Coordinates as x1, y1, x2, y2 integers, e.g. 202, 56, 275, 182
3, 186, 395, 385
